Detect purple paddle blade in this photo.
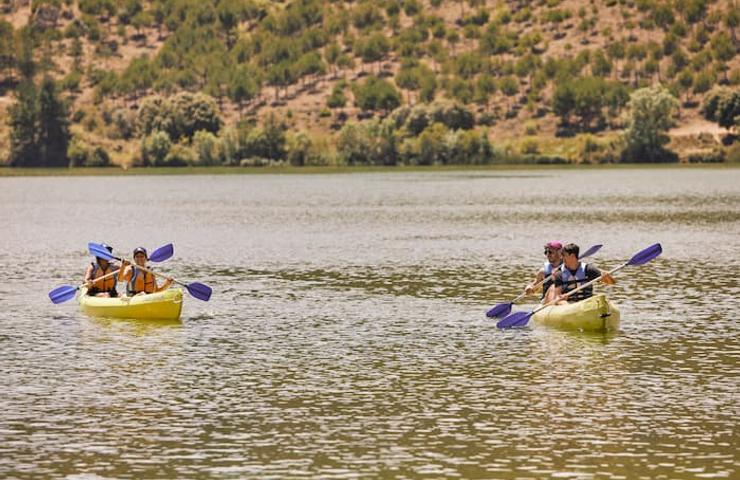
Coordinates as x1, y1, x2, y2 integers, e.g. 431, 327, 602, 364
486, 302, 513, 318
149, 243, 174, 263
49, 285, 78, 304
579, 244, 603, 259
186, 282, 212, 301
628, 243, 662, 266
496, 311, 532, 329
88, 242, 116, 261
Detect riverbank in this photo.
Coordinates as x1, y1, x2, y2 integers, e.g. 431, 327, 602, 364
1, 162, 738, 177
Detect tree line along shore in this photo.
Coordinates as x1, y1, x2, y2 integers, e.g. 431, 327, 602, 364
0, 0, 738, 169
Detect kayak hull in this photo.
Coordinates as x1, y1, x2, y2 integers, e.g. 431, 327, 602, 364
79, 288, 183, 321
531, 294, 620, 332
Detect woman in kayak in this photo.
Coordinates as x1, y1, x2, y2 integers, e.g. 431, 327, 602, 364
545, 243, 615, 304
118, 247, 173, 296
84, 243, 120, 297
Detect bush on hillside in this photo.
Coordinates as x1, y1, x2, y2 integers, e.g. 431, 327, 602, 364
352, 76, 401, 114
136, 92, 222, 141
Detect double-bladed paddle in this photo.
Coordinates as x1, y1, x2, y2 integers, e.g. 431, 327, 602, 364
88, 242, 212, 302
496, 243, 663, 329
486, 244, 603, 319
48, 243, 175, 304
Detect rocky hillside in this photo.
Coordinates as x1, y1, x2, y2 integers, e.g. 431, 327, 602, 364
0, 0, 738, 166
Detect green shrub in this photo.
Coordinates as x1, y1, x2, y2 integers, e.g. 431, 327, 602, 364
136, 92, 222, 141
192, 130, 220, 166
336, 119, 398, 166
165, 141, 196, 167
87, 146, 110, 167
68, 139, 110, 167
67, 139, 89, 167
327, 83, 347, 108
141, 130, 172, 166
111, 108, 135, 140
352, 76, 402, 113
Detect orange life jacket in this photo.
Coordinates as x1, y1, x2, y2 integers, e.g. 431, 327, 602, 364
89, 263, 118, 291
127, 267, 155, 295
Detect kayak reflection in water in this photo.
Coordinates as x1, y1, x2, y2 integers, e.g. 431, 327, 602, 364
84, 243, 120, 298
118, 247, 173, 297
545, 243, 615, 305
525, 240, 564, 300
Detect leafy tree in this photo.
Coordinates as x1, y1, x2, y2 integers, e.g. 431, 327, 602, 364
327, 81, 347, 108
8, 81, 39, 166
446, 77, 474, 104
324, 41, 342, 77
15, 27, 35, 81
8, 76, 70, 167
0, 20, 13, 80
136, 92, 221, 140
711, 32, 736, 82
591, 50, 612, 77
353, 76, 401, 113
622, 85, 679, 162
702, 87, 740, 130
692, 70, 713, 96
418, 69, 437, 103
119, 55, 157, 100
229, 66, 259, 117
474, 74, 496, 108
293, 51, 326, 86
141, 130, 173, 166
119, 0, 142, 25
417, 122, 449, 165
354, 32, 390, 72
499, 76, 519, 108
192, 130, 220, 165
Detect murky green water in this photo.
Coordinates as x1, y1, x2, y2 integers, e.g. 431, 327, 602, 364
1, 168, 738, 479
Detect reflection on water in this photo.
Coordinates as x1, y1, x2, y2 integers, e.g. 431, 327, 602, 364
1, 168, 738, 478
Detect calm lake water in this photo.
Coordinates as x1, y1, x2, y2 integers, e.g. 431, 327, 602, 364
1, 167, 738, 479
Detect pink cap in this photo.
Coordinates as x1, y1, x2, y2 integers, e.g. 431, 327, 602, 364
544, 240, 563, 250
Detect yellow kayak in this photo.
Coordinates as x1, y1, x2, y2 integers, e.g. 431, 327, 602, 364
531, 294, 620, 332
79, 288, 183, 321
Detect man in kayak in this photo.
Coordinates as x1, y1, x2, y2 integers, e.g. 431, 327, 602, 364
524, 240, 564, 300
545, 243, 615, 304
118, 247, 173, 296
84, 243, 120, 297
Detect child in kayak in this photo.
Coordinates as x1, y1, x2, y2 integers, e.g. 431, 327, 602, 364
84, 243, 120, 297
118, 247, 173, 296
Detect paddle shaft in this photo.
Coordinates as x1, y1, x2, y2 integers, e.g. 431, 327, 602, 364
83, 268, 120, 288
119, 259, 172, 285
529, 261, 627, 316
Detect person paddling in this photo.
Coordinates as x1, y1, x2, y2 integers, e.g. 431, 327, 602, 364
84, 243, 120, 297
118, 247, 173, 296
524, 240, 564, 300
545, 243, 615, 305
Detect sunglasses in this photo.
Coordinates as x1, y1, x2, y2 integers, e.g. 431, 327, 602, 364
544, 249, 557, 254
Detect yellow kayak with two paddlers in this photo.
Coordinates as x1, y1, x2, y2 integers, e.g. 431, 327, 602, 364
79, 287, 184, 322
530, 293, 621, 332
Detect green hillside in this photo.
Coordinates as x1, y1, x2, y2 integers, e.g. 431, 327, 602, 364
0, 0, 738, 168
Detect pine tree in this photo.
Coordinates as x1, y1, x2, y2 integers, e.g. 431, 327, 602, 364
37, 76, 70, 167
8, 76, 70, 167
8, 81, 39, 167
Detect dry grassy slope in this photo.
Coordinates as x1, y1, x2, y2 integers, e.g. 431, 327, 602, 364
1, 0, 737, 164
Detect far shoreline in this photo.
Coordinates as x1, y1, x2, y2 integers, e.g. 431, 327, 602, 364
0, 162, 737, 177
